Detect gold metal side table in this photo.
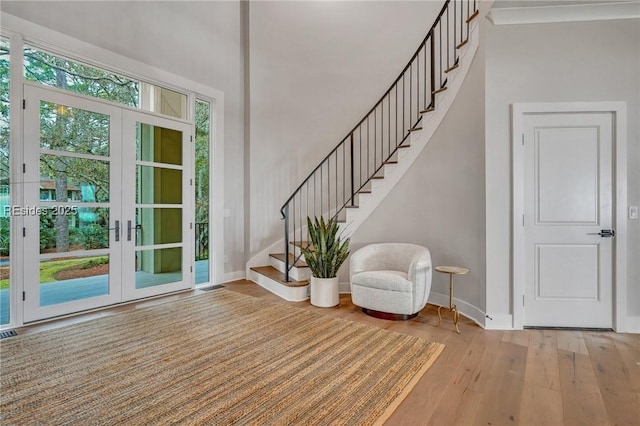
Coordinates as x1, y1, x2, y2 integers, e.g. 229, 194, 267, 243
435, 265, 469, 334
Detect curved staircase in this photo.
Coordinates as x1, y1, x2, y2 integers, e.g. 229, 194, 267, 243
248, 0, 480, 301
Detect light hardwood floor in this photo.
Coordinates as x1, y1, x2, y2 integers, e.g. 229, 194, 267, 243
14, 280, 640, 426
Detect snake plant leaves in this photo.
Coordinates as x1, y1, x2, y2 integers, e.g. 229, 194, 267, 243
300, 216, 350, 279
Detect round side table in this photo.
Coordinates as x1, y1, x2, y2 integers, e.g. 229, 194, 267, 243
435, 265, 469, 334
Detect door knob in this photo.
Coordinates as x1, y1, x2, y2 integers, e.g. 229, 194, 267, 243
109, 220, 120, 242
588, 229, 615, 238
127, 221, 142, 241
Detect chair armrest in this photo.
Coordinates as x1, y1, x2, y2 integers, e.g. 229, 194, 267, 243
408, 249, 432, 285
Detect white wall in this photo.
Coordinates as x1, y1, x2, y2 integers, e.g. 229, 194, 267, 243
485, 18, 640, 323
248, 1, 445, 257
1, 0, 247, 275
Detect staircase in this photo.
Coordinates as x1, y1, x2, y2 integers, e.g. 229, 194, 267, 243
248, 0, 480, 301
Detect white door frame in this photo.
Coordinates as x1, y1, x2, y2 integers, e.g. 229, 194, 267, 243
512, 102, 628, 331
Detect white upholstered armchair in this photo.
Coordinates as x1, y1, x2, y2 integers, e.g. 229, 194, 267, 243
350, 243, 432, 320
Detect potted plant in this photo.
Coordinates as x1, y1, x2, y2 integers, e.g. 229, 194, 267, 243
300, 216, 350, 307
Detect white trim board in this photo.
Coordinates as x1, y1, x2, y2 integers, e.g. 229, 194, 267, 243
487, 1, 640, 25
511, 102, 628, 332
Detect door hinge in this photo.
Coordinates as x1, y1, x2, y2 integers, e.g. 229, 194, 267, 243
523, 295, 525, 306
190, 135, 193, 142
190, 223, 193, 230
22, 163, 26, 173
22, 99, 26, 110
190, 266, 193, 273
190, 178, 193, 186
522, 214, 524, 226
521, 133, 524, 145
22, 227, 26, 237
22, 291, 26, 301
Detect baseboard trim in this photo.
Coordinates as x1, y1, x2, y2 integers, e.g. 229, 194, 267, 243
428, 292, 487, 328
482, 313, 514, 330
223, 271, 246, 283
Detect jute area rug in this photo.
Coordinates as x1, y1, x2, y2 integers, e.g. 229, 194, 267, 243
1, 290, 443, 425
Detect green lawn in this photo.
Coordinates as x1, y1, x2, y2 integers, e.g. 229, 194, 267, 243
0, 256, 108, 290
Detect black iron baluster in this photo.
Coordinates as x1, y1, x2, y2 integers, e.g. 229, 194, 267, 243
402, 74, 405, 135
367, 116, 370, 179
359, 126, 362, 188
381, 98, 384, 162
416, 54, 419, 124
454, 0, 457, 57
388, 94, 391, 156
284, 204, 290, 282
446, 8, 450, 70
423, 43, 427, 112
342, 143, 345, 209
374, 107, 377, 175
395, 85, 398, 148
335, 151, 338, 218
440, 21, 443, 88
350, 133, 355, 206
430, 30, 435, 108
410, 63, 413, 127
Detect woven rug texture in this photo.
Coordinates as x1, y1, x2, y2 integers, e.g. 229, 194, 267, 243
1, 290, 443, 425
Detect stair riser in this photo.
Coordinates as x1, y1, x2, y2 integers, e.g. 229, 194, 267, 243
269, 256, 311, 281
248, 269, 310, 302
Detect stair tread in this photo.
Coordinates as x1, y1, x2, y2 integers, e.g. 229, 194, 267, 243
445, 63, 459, 73
291, 240, 312, 249
420, 107, 435, 114
433, 86, 447, 95
345, 205, 360, 208
466, 10, 479, 23
456, 39, 469, 49
408, 127, 423, 132
251, 266, 309, 287
269, 253, 308, 268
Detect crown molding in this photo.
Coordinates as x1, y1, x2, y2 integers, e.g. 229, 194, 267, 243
487, 1, 640, 25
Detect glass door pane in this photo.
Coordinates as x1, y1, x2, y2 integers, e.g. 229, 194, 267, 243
23, 85, 122, 322
122, 112, 191, 300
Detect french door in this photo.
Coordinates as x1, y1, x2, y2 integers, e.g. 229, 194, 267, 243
22, 85, 191, 322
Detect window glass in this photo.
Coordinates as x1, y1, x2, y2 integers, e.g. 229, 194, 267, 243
194, 100, 210, 284
23, 46, 189, 120
141, 83, 188, 120
24, 45, 139, 107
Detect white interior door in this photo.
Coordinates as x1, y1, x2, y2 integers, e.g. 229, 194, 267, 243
523, 112, 613, 328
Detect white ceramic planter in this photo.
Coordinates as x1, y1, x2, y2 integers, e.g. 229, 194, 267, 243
310, 277, 339, 308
